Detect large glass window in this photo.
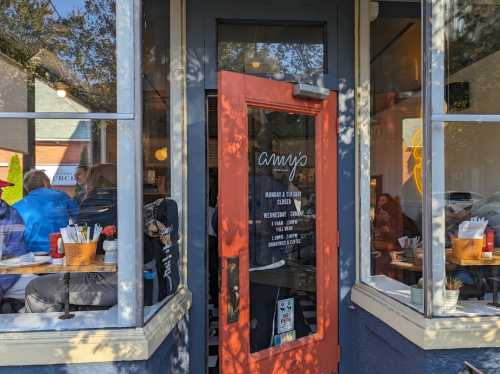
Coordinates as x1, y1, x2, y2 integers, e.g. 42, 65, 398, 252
0, 0, 186, 332
444, 0, 500, 114
0, 0, 117, 113
427, 0, 500, 316
142, 0, 183, 320
360, 0, 500, 318
218, 22, 326, 85
360, 2, 424, 312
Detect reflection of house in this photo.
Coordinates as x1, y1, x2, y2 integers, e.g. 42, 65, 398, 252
0, 51, 92, 197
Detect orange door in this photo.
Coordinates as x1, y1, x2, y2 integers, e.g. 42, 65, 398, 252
218, 71, 338, 374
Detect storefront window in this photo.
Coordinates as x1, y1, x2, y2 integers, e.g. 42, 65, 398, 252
0, 0, 117, 113
427, 0, 500, 316
218, 22, 326, 85
360, 0, 500, 318
0, 0, 186, 332
432, 121, 500, 316
444, 0, 500, 114
0, 118, 118, 322
360, 4, 424, 312
142, 0, 183, 319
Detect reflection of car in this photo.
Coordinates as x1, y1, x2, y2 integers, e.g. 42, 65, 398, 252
445, 191, 484, 212
471, 192, 500, 246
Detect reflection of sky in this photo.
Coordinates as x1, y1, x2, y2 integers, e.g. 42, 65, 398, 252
49, 0, 84, 17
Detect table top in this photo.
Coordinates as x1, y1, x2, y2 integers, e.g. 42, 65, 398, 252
448, 256, 500, 266
0, 256, 117, 275
390, 260, 422, 272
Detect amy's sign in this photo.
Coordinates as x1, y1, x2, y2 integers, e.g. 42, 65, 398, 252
257, 151, 308, 182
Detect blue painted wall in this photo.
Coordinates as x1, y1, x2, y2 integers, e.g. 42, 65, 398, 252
352, 308, 500, 374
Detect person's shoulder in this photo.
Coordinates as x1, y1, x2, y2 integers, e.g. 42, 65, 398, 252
44, 188, 71, 200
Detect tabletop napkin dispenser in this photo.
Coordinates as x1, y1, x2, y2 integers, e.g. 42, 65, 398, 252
452, 217, 488, 260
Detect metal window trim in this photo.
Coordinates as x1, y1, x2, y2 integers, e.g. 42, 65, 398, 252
356, 0, 373, 285
170, 0, 188, 289
422, 0, 434, 318
116, 0, 141, 327
133, 0, 145, 327
426, 0, 449, 317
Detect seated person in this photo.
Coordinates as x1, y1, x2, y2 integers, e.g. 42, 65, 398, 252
14, 170, 78, 253
24, 164, 180, 313
24, 164, 118, 312
73, 165, 89, 205
0, 179, 28, 308
78, 164, 117, 230
372, 193, 403, 277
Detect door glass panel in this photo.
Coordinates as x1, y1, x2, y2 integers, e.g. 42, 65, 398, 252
218, 22, 326, 85
248, 108, 317, 353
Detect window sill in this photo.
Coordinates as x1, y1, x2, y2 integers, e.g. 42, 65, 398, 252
351, 282, 500, 349
0, 287, 192, 366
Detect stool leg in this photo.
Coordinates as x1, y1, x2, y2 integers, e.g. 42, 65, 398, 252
59, 272, 75, 320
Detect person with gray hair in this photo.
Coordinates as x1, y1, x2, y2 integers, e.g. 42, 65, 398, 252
13, 170, 78, 253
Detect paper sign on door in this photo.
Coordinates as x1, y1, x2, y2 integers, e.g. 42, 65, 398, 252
277, 297, 294, 334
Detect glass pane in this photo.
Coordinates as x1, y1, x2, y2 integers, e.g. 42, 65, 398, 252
444, 0, 500, 114
0, 118, 118, 324
142, 0, 181, 319
248, 108, 317, 353
368, 12, 424, 311
434, 121, 500, 316
218, 23, 325, 85
0, 1, 117, 112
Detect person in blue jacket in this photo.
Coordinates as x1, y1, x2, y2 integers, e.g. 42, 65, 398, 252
0, 179, 27, 302
13, 170, 78, 253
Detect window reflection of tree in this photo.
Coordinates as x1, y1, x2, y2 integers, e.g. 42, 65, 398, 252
0, 0, 116, 112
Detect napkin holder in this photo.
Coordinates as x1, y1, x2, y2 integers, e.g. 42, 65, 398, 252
451, 237, 484, 260
64, 242, 97, 266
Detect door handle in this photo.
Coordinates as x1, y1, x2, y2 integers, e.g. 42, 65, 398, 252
227, 256, 240, 323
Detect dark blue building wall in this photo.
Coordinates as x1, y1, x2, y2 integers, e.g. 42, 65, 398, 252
0, 318, 189, 374
353, 308, 500, 374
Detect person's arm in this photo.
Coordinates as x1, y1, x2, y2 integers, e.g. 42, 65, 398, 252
66, 194, 80, 220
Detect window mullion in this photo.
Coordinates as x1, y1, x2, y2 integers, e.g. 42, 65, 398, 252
116, 0, 141, 327
425, 0, 447, 317
358, 0, 372, 284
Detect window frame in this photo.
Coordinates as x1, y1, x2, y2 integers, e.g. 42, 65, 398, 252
355, 0, 500, 349
356, 0, 500, 326
0, 0, 189, 337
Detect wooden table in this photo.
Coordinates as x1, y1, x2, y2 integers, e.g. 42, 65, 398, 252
390, 260, 456, 272
447, 256, 500, 266
0, 256, 117, 319
390, 260, 422, 272
0, 256, 117, 275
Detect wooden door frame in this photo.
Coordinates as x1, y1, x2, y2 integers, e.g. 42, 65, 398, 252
218, 71, 339, 373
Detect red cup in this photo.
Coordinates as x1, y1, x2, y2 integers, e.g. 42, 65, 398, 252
49, 233, 62, 257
